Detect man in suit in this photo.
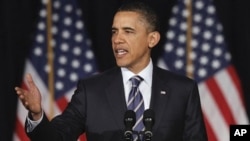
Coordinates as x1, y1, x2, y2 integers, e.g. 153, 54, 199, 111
15, 1, 208, 141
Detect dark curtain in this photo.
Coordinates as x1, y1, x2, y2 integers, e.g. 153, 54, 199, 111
0, 0, 249, 140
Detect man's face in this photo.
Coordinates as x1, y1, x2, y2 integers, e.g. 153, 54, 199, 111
111, 11, 153, 73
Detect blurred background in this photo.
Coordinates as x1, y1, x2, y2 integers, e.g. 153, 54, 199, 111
0, 0, 249, 141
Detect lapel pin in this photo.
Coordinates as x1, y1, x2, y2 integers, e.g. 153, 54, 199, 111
160, 91, 166, 95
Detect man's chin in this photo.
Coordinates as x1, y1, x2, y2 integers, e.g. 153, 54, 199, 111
115, 61, 128, 68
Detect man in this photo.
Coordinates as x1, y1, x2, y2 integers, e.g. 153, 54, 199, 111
15, 1, 208, 141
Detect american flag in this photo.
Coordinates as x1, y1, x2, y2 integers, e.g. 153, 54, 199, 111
157, 0, 249, 140
13, 0, 97, 140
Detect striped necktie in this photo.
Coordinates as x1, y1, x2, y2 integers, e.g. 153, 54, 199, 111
127, 75, 144, 140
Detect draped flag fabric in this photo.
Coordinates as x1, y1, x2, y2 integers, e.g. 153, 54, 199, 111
13, 0, 97, 140
157, 0, 249, 140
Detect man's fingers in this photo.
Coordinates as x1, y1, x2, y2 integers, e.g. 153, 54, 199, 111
15, 87, 26, 97
26, 73, 35, 87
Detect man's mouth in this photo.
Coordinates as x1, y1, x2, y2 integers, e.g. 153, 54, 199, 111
116, 49, 128, 55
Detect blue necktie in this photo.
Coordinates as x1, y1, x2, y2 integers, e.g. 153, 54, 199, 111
127, 75, 144, 140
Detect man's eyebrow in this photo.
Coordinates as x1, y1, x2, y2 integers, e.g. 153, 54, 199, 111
122, 27, 135, 31
111, 26, 135, 31
111, 27, 117, 30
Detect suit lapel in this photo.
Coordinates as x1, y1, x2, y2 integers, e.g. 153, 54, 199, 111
105, 68, 127, 129
150, 67, 170, 130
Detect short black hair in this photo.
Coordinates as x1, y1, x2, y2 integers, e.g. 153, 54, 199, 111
117, 0, 160, 32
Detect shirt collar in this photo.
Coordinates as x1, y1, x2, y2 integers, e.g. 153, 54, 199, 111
121, 59, 153, 86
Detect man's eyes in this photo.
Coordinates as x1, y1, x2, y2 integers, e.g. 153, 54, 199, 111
111, 29, 134, 34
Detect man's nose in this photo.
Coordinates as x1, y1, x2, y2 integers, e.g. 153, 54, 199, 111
113, 32, 123, 44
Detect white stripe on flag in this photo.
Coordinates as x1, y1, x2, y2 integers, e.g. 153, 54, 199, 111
215, 68, 249, 124
199, 82, 229, 141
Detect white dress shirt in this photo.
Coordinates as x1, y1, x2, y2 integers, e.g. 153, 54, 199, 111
121, 59, 153, 110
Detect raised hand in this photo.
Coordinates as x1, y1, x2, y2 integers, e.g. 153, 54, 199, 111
15, 73, 42, 120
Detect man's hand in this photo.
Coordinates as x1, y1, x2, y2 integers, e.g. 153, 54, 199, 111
15, 73, 42, 120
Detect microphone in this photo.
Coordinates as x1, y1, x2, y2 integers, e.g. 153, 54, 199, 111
124, 110, 136, 141
143, 109, 155, 141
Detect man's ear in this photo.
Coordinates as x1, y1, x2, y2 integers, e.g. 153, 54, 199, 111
148, 31, 161, 48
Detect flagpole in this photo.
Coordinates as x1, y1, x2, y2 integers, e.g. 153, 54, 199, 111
46, 0, 55, 120
186, 0, 193, 79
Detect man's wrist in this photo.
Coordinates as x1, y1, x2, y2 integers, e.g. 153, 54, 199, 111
28, 111, 42, 121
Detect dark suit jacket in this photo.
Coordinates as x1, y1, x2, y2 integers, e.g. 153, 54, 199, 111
26, 66, 208, 141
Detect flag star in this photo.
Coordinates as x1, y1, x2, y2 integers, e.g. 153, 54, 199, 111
52, 26, 58, 34
212, 60, 220, 69
70, 73, 78, 82
65, 4, 73, 13
51, 39, 56, 47
73, 47, 81, 56
202, 43, 210, 52
193, 26, 200, 35
169, 17, 177, 26
84, 64, 93, 72
86, 50, 94, 59
39, 9, 46, 18
76, 9, 82, 16
62, 30, 70, 39
72, 60, 80, 68
203, 31, 212, 40
53, 1, 61, 9
175, 60, 184, 69
53, 14, 59, 22
42, 0, 48, 5
178, 34, 186, 43
164, 43, 174, 52
180, 22, 187, 31
216, 35, 224, 44
213, 48, 222, 57
76, 21, 84, 29
200, 56, 209, 65
225, 53, 231, 61
74, 34, 83, 42
36, 34, 44, 43
198, 68, 207, 78
207, 5, 215, 14
61, 43, 69, 52
172, 6, 179, 14
56, 81, 64, 90
205, 18, 214, 26
166, 30, 175, 39
176, 48, 185, 56
34, 47, 43, 56
195, 1, 204, 10
182, 9, 188, 18
190, 51, 197, 60
64, 17, 72, 26
38, 22, 45, 30
216, 24, 223, 31
57, 68, 66, 77
59, 55, 67, 65
194, 14, 202, 23
191, 39, 198, 48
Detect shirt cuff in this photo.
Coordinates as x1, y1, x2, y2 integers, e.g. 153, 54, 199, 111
26, 112, 44, 132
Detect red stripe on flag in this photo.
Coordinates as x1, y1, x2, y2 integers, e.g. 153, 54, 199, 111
15, 118, 29, 141
227, 65, 245, 105
79, 133, 87, 141
203, 114, 218, 141
56, 96, 69, 111
206, 77, 236, 124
